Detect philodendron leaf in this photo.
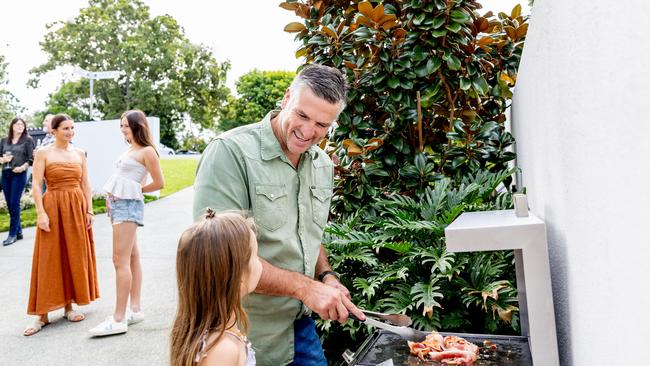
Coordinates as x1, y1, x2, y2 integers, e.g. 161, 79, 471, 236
412, 280, 443, 317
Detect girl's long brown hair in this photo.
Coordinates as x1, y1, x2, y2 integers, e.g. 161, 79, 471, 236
121, 109, 159, 155
170, 210, 254, 366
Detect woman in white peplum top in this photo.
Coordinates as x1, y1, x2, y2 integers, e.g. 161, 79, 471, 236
89, 109, 164, 337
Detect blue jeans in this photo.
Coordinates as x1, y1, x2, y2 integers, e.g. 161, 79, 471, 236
2, 170, 27, 237
289, 317, 327, 366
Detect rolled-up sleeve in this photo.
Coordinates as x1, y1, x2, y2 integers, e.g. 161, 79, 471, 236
193, 138, 250, 222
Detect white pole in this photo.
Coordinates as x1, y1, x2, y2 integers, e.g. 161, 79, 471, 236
89, 78, 94, 120
75, 69, 119, 121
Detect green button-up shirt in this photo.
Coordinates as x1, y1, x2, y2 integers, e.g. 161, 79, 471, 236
193, 111, 333, 366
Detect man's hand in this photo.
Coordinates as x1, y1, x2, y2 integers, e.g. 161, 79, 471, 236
299, 280, 365, 324
323, 275, 351, 299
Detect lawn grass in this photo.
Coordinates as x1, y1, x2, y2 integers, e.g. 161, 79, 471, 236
159, 157, 199, 198
0, 157, 199, 232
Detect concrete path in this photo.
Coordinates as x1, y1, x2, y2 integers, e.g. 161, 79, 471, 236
0, 187, 194, 365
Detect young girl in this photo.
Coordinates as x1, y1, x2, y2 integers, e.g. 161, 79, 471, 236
170, 209, 262, 366
89, 109, 164, 336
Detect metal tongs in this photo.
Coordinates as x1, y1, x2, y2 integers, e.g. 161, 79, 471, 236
350, 310, 422, 342
361, 310, 412, 327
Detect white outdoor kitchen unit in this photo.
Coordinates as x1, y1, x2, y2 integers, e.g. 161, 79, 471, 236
444, 201, 560, 366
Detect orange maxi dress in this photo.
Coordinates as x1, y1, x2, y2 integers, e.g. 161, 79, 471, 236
27, 162, 99, 315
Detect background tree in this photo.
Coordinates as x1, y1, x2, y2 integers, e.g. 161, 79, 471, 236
283, 0, 528, 361
0, 54, 23, 131
42, 81, 89, 119
217, 70, 295, 131
29, 0, 230, 149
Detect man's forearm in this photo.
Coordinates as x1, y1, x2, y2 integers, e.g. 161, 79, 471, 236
255, 253, 364, 323
314, 245, 333, 280
255, 258, 313, 300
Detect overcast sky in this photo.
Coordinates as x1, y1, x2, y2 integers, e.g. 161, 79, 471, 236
0, 0, 529, 115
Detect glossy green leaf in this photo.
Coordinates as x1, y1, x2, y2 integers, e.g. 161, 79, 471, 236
450, 10, 471, 24
431, 28, 447, 37
413, 13, 426, 25
387, 76, 400, 89
431, 16, 446, 29
412, 45, 428, 62
472, 76, 489, 95
460, 77, 471, 90
428, 57, 442, 74
446, 54, 461, 70
445, 22, 462, 33
384, 152, 397, 166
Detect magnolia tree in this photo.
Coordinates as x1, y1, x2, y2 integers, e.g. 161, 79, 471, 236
282, 0, 529, 361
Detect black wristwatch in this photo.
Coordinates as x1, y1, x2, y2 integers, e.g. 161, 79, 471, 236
317, 270, 340, 282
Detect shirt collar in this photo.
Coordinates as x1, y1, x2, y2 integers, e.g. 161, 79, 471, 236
260, 110, 319, 161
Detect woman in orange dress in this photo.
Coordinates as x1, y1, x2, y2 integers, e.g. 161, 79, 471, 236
23, 113, 99, 336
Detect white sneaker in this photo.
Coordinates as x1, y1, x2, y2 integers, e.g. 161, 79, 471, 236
126, 310, 144, 325
88, 316, 127, 336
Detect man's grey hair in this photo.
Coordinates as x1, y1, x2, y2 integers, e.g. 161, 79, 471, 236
290, 64, 348, 112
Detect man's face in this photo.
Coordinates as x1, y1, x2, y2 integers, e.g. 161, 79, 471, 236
276, 87, 341, 160
43, 116, 53, 133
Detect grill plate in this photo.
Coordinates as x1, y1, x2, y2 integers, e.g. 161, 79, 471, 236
349, 330, 532, 365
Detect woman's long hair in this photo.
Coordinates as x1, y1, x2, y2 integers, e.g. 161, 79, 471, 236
7, 117, 28, 144
170, 210, 254, 366
121, 109, 158, 155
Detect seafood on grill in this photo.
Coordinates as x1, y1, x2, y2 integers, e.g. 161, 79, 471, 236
407, 332, 479, 365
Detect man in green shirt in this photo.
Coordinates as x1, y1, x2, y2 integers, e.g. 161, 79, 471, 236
193, 64, 365, 365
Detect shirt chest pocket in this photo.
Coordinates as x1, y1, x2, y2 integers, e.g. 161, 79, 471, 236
255, 184, 288, 231
310, 186, 332, 229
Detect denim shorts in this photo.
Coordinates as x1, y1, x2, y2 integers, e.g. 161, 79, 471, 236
108, 197, 144, 226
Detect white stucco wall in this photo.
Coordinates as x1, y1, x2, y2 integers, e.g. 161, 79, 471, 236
512, 1, 650, 365
71, 117, 160, 194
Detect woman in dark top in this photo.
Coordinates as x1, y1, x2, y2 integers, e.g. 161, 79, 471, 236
1, 117, 35, 246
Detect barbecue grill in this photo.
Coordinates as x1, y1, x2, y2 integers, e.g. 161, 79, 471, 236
444, 208, 559, 365
344, 203, 559, 365
343, 330, 531, 365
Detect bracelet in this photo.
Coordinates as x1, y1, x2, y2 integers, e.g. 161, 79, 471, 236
317, 270, 340, 283
86, 211, 94, 216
